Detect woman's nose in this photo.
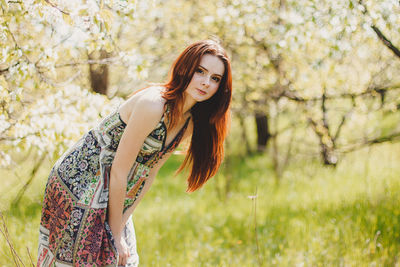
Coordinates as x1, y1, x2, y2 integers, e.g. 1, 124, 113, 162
201, 76, 210, 87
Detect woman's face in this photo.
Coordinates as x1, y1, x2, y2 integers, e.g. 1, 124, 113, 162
185, 54, 225, 102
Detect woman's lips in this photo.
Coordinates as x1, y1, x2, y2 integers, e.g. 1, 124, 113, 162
197, 88, 207, 95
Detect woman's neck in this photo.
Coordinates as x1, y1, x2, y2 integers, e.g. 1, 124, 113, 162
182, 94, 196, 115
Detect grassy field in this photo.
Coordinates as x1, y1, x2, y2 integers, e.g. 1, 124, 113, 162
0, 143, 399, 266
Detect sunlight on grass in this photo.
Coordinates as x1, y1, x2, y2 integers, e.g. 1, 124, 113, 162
1, 144, 399, 266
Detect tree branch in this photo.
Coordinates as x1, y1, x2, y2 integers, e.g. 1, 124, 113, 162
333, 110, 352, 143
340, 132, 400, 153
358, 0, 400, 59
54, 57, 120, 68
44, 0, 69, 15
12, 153, 47, 207
370, 25, 400, 59
271, 84, 400, 103
321, 88, 331, 138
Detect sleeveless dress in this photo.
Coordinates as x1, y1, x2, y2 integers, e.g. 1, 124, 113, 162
37, 104, 190, 267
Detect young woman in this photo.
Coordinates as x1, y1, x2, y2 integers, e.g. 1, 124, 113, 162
37, 39, 232, 266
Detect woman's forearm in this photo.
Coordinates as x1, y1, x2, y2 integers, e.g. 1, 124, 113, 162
108, 171, 127, 241
109, 152, 170, 238
120, 173, 157, 226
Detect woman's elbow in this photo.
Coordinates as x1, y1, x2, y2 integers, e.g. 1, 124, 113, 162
109, 166, 128, 185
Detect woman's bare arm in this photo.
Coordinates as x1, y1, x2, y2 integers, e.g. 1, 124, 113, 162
108, 95, 164, 241
121, 151, 172, 225
120, 115, 194, 227
123, 117, 193, 225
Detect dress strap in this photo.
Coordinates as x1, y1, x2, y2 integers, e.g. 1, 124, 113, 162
161, 102, 171, 123
149, 113, 191, 167
163, 115, 191, 154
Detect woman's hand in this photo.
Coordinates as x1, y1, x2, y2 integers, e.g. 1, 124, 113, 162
115, 237, 130, 266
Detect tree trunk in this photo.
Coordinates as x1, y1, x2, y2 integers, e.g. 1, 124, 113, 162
255, 112, 271, 152
320, 143, 337, 167
88, 49, 110, 95
237, 113, 252, 155
309, 118, 338, 167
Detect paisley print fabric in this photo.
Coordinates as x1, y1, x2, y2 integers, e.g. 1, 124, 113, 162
37, 104, 190, 266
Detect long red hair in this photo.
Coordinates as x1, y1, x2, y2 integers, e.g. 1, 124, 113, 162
162, 40, 232, 192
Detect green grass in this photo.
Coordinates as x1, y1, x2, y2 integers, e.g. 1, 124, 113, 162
1, 144, 400, 266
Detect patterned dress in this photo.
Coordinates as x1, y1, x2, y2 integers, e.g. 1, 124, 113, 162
37, 104, 190, 266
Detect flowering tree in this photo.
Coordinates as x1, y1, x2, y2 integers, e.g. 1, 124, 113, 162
0, 0, 146, 167
1, 0, 400, 179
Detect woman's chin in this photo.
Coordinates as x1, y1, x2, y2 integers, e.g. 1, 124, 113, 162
195, 96, 210, 103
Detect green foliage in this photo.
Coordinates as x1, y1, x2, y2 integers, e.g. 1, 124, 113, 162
1, 144, 400, 266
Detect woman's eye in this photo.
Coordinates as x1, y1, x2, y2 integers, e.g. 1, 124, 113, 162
212, 77, 221, 82
196, 68, 204, 74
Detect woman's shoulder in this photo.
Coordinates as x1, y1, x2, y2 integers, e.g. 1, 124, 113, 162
137, 85, 166, 103
119, 85, 167, 122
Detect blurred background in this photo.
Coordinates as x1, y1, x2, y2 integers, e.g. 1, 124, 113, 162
1, 0, 400, 266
